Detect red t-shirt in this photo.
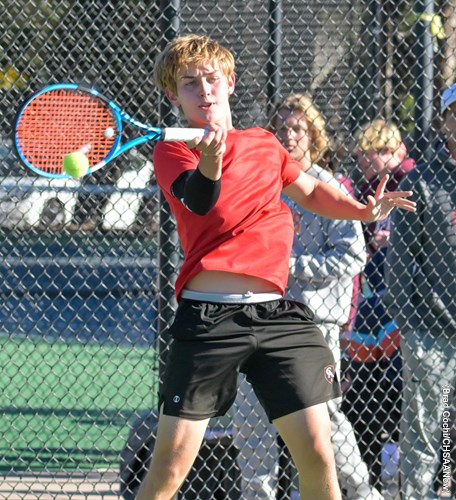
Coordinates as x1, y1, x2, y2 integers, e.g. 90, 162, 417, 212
153, 128, 301, 300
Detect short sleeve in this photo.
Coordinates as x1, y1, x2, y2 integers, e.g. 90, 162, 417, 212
267, 133, 300, 187
153, 142, 200, 194
281, 153, 301, 188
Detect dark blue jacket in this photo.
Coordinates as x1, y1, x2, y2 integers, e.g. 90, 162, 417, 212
385, 149, 456, 335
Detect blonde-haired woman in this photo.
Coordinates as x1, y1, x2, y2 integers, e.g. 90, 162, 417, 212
270, 93, 330, 169
233, 94, 383, 500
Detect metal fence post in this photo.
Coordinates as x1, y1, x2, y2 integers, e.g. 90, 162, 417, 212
411, 0, 435, 162
158, 0, 181, 382
267, 0, 283, 117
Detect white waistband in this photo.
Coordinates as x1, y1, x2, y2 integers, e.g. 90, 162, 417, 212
180, 289, 283, 304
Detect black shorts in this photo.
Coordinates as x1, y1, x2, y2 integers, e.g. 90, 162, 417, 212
159, 298, 341, 421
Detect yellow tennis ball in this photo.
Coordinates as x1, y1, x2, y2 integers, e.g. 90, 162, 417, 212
63, 151, 89, 178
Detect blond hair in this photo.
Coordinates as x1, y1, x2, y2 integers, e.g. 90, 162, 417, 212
270, 94, 329, 164
154, 34, 235, 93
356, 119, 402, 154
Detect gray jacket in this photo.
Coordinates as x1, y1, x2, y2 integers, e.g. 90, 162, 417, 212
385, 149, 456, 335
286, 165, 367, 325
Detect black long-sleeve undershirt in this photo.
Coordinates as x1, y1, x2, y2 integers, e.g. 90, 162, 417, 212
171, 168, 221, 215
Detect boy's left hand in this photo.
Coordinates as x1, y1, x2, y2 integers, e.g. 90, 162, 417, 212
365, 174, 416, 222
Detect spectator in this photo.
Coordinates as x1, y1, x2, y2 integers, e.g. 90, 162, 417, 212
384, 85, 456, 499
233, 94, 383, 500
342, 119, 416, 490
355, 119, 416, 256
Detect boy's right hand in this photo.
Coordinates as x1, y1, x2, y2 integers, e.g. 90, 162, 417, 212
187, 126, 227, 158
188, 126, 227, 181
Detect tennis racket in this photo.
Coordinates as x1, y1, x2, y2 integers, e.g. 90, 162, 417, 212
13, 83, 206, 179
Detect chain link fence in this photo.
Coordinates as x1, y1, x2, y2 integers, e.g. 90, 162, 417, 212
0, 0, 455, 498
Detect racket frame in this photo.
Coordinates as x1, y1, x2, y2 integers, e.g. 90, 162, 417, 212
14, 83, 206, 179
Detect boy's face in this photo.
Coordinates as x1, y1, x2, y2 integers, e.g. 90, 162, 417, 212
274, 109, 311, 164
356, 147, 400, 181
165, 61, 235, 129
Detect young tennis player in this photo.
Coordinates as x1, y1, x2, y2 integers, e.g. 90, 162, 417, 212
136, 34, 416, 500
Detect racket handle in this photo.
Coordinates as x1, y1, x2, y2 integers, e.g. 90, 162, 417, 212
162, 127, 207, 142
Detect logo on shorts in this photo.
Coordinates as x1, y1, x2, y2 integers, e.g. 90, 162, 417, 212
324, 365, 336, 384
173, 395, 181, 403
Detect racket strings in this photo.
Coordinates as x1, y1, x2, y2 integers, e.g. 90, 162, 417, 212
16, 89, 117, 174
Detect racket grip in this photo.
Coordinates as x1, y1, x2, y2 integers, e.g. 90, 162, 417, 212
162, 128, 207, 142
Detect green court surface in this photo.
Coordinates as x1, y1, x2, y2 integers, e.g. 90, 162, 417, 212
0, 334, 158, 472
